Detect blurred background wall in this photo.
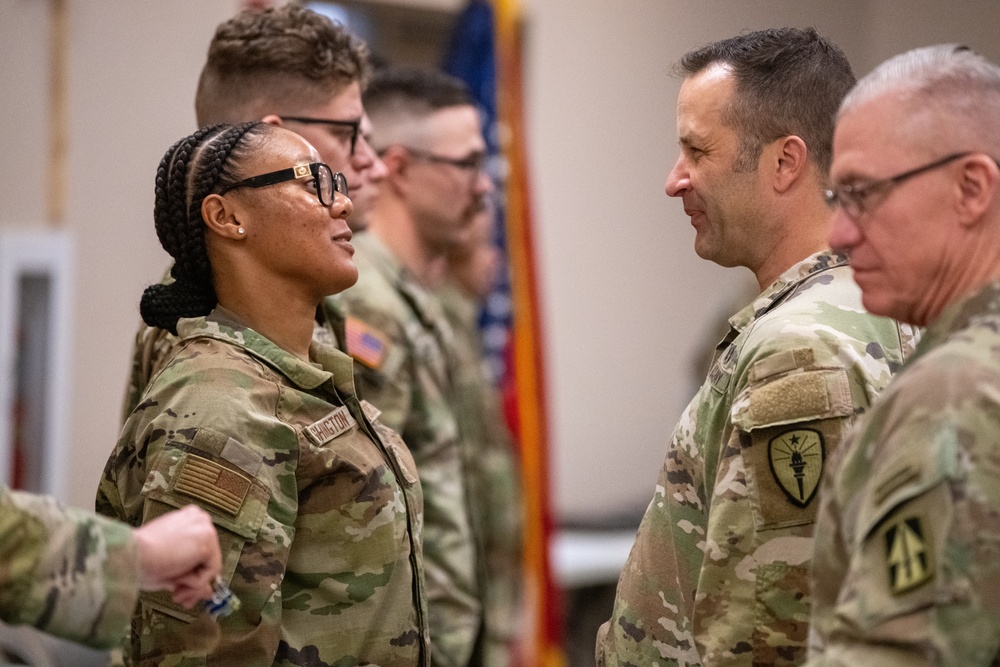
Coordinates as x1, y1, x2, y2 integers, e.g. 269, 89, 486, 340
1, 0, 998, 524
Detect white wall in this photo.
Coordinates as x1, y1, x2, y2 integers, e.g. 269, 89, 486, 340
524, 0, 1000, 522
0, 1, 239, 506
1, 0, 998, 519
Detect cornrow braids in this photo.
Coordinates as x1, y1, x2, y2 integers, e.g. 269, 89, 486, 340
140, 121, 267, 334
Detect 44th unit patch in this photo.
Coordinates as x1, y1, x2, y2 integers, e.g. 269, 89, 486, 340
885, 515, 934, 595
768, 428, 824, 507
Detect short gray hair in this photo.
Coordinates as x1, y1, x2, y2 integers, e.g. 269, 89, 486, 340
840, 45, 1000, 155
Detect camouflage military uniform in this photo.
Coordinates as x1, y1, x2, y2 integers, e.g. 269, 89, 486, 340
437, 280, 524, 667
327, 232, 482, 667
121, 269, 177, 422
98, 307, 430, 666
806, 279, 1000, 666
596, 250, 917, 667
0, 486, 138, 648
121, 320, 177, 422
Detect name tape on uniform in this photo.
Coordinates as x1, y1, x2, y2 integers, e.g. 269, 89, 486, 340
304, 406, 357, 446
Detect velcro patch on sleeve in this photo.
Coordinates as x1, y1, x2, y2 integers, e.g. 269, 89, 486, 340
751, 372, 829, 425
173, 454, 251, 516
345, 316, 389, 369
750, 347, 816, 382
748, 367, 851, 428
304, 405, 357, 446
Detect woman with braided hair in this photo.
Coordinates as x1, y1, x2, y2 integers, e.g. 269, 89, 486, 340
97, 122, 430, 666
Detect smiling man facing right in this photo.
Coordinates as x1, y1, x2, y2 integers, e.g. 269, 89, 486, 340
597, 28, 916, 667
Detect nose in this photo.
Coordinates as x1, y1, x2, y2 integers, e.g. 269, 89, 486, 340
665, 154, 690, 198
365, 151, 389, 184
475, 167, 494, 194
330, 191, 354, 219
827, 206, 862, 254
351, 134, 377, 172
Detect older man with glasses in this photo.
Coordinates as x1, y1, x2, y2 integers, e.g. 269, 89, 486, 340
806, 44, 1000, 666
328, 65, 493, 667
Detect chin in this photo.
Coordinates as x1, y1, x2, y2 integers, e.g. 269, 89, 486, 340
326, 265, 359, 296
861, 291, 913, 323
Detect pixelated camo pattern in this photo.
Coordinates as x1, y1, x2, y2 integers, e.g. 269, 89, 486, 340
0, 486, 138, 649
99, 309, 429, 666
597, 251, 918, 667
326, 232, 483, 667
806, 278, 1000, 666
438, 280, 524, 667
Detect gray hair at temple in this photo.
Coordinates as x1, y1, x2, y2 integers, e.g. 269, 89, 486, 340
839, 44, 1000, 155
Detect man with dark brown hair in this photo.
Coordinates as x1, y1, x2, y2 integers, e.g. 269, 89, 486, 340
597, 28, 916, 666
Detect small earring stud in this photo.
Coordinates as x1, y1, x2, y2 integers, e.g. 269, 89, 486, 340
237, 227, 245, 235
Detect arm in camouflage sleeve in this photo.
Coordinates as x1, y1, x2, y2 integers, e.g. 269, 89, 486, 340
0, 486, 139, 649
806, 356, 1000, 666
120, 321, 180, 423
103, 361, 297, 666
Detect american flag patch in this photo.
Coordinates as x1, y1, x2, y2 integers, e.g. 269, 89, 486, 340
173, 455, 251, 516
345, 317, 388, 369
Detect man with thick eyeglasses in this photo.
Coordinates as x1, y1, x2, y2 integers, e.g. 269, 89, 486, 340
328, 66, 494, 667
597, 28, 917, 667
121, 4, 387, 421
806, 45, 1000, 666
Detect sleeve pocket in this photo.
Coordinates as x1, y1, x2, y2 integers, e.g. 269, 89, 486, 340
138, 433, 271, 622
734, 362, 855, 530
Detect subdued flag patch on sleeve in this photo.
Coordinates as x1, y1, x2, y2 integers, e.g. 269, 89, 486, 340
345, 316, 389, 370
173, 454, 251, 516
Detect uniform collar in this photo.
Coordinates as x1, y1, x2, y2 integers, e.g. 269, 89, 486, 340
910, 276, 1000, 362
728, 249, 849, 334
354, 232, 453, 334
176, 307, 356, 394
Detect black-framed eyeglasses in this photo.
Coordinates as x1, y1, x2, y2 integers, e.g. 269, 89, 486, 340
219, 162, 348, 207
281, 116, 361, 156
824, 152, 971, 220
400, 146, 487, 173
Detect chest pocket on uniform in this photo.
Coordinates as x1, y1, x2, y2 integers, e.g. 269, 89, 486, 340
732, 347, 854, 530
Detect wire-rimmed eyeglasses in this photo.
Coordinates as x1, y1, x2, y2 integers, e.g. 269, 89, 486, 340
400, 146, 487, 173
824, 152, 972, 220
219, 162, 348, 207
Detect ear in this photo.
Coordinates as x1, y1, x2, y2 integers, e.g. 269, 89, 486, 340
770, 135, 809, 194
379, 145, 411, 196
201, 193, 245, 240
259, 114, 284, 127
955, 154, 999, 227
